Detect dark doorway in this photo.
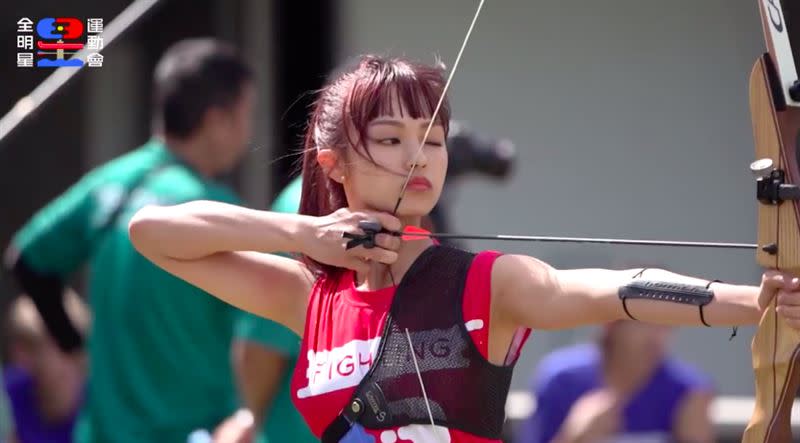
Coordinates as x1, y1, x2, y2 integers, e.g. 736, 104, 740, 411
270, 0, 339, 196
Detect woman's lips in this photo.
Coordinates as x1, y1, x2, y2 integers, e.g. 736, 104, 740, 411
407, 176, 432, 190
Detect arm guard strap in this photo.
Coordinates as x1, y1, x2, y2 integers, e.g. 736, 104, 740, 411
618, 280, 716, 327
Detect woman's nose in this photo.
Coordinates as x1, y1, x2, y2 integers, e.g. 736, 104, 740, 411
405, 139, 429, 169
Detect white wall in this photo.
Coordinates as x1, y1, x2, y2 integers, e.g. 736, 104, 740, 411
339, 0, 769, 396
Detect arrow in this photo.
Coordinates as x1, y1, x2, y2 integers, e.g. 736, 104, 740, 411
396, 225, 758, 249
345, 222, 759, 250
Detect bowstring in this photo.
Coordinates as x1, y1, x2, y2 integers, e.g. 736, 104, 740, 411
391, 0, 486, 216
382, 0, 486, 437
386, 0, 486, 287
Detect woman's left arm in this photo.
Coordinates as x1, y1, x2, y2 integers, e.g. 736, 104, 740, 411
491, 254, 791, 331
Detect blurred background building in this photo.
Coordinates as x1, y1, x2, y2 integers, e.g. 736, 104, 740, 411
0, 0, 795, 441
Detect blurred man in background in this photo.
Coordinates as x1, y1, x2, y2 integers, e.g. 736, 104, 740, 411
2, 38, 298, 443
4, 291, 88, 443
515, 320, 715, 443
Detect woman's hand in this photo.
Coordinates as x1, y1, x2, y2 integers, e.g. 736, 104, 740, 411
760, 270, 800, 329
299, 208, 402, 273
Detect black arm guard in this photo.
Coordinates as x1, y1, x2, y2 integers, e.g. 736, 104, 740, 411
5, 251, 83, 352
618, 280, 715, 327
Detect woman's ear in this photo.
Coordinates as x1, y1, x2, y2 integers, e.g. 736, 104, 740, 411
316, 148, 345, 184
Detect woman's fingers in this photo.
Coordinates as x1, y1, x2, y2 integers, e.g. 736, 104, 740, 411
765, 271, 800, 330
366, 211, 403, 233
352, 246, 398, 265
343, 250, 397, 273
317, 208, 408, 270
374, 233, 402, 251
759, 271, 797, 310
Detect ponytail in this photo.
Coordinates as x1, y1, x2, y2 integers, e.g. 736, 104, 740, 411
297, 107, 348, 278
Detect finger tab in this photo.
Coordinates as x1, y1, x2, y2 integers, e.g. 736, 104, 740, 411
358, 220, 383, 233
344, 222, 381, 250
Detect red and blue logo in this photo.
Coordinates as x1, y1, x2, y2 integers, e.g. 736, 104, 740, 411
35, 17, 85, 67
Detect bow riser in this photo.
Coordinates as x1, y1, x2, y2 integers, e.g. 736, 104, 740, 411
743, 9, 800, 438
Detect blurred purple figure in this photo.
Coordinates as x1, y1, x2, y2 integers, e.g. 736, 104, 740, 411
4, 292, 88, 443
515, 320, 715, 443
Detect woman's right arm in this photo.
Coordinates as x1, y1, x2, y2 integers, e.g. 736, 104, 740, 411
128, 200, 315, 335
128, 201, 402, 335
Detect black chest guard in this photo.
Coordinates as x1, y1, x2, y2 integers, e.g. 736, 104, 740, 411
321, 245, 515, 442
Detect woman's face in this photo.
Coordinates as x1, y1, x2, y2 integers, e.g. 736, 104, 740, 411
340, 97, 448, 220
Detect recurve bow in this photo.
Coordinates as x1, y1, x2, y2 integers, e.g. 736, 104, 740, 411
744, 1, 800, 441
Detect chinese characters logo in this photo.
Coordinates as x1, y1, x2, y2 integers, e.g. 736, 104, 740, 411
16, 17, 104, 68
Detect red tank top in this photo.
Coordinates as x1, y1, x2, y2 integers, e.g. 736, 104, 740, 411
290, 250, 532, 442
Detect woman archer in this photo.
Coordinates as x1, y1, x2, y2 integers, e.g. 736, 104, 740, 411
128, 55, 800, 443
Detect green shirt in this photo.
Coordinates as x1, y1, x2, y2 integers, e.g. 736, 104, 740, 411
12, 140, 246, 443
237, 174, 317, 443
272, 176, 302, 214
234, 315, 317, 443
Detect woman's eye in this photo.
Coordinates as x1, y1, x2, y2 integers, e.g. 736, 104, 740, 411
377, 137, 401, 145
372, 137, 443, 147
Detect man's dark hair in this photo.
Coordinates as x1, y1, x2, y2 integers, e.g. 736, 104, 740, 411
152, 38, 253, 138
